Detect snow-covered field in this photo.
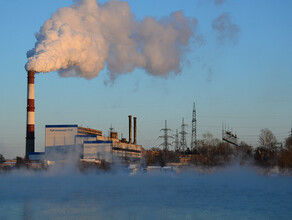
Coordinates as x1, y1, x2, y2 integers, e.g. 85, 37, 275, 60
1, 165, 291, 220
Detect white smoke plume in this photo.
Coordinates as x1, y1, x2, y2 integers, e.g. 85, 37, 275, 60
26, 0, 197, 80
212, 12, 239, 45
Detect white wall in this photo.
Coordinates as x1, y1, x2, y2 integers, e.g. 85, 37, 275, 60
45, 125, 78, 147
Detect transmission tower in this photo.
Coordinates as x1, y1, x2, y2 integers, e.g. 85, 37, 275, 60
180, 118, 188, 152
159, 120, 173, 151
173, 129, 179, 151
191, 102, 197, 150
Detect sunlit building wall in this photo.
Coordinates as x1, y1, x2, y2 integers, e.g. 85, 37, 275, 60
45, 125, 142, 163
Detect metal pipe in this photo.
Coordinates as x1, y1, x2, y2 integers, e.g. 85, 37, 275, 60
133, 117, 137, 145
128, 115, 132, 144
26, 70, 35, 158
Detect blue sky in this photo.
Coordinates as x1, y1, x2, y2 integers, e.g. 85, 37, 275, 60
0, 0, 291, 158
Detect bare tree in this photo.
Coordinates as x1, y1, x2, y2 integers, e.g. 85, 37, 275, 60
202, 132, 220, 146
285, 137, 292, 151
0, 154, 5, 163
258, 128, 277, 149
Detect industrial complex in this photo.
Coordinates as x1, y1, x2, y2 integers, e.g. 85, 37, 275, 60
25, 70, 142, 165
44, 116, 142, 163
29, 115, 142, 164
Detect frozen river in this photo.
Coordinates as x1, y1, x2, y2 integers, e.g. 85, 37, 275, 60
1, 166, 292, 219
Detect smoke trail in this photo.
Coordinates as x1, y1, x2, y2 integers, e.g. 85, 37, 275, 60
212, 12, 239, 45
26, 0, 197, 80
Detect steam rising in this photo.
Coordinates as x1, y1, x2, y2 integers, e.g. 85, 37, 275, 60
26, 0, 197, 79
1, 166, 291, 219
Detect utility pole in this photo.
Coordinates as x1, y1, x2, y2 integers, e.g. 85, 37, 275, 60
159, 120, 173, 151
191, 102, 197, 151
180, 118, 188, 152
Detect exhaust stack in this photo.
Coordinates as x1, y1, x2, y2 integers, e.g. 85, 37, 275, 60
26, 70, 35, 158
133, 117, 137, 145
128, 115, 132, 144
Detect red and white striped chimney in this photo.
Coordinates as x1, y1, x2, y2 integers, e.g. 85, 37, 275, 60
26, 70, 35, 158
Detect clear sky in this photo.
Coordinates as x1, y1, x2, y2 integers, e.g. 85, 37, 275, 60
0, 0, 291, 158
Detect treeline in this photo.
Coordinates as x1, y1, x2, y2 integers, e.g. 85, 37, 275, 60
145, 141, 253, 167
145, 131, 292, 169
254, 136, 292, 168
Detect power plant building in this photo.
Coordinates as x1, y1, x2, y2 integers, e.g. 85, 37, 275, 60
45, 120, 142, 163
25, 69, 141, 163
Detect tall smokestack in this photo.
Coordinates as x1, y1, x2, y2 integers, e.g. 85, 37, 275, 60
128, 115, 132, 144
133, 117, 137, 145
26, 70, 35, 158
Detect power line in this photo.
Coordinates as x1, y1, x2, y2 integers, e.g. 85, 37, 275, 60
198, 115, 289, 119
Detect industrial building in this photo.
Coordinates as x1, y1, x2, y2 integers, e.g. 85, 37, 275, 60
44, 116, 142, 163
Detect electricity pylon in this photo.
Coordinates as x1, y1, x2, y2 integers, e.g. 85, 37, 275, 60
180, 118, 188, 152
159, 120, 173, 151
191, 102, 197, 151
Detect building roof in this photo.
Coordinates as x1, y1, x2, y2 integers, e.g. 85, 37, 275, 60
46, 125, 78, 128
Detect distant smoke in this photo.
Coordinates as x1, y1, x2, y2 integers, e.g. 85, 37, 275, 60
214, 0, 226, 5
212, 13, 239, 45
26, 0, 197, 79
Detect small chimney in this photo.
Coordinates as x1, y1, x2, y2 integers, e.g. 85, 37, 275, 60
133, 117, 137, 145
26, 70, 35, 158
128, 115, 132, 143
